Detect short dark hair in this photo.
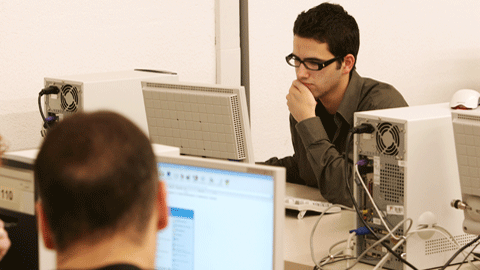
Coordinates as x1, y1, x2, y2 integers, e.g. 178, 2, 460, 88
293, 3, 359, 69
34, 111, 158, 252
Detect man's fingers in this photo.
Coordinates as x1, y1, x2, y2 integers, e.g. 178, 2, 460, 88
0, 228, 7, 239
291, 80, 309, 92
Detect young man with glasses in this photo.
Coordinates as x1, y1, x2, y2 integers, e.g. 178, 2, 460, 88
263, 3, 408, 207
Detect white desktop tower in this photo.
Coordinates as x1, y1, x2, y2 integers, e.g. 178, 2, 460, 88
354, 103, 475, 270
43, 69, 178, 134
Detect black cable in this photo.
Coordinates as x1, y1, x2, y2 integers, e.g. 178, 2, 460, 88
38, 85, 60, 130
455, 239, 480, 270
344, 128, 419, 270
38, 93, 48, 125
439, 234, 480, 270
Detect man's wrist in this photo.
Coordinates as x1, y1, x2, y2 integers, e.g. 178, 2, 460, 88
296, 114, 316, 123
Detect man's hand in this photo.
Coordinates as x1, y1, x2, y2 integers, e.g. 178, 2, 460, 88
0, 220, 11, 261
286, 80, 317, 122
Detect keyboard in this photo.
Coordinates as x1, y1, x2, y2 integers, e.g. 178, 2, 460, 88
285, 196, 341, 219
285, 182, 341, 219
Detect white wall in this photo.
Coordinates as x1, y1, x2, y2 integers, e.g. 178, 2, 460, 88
249, 0, 480, 162
0, 0, 216, 151
2, 0, 480, 163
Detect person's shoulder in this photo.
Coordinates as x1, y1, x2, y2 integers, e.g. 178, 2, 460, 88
360, 75, 397, 93
356, 74, 408, 110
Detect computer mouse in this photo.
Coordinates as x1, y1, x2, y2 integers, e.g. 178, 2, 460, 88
450, 89, 480, 110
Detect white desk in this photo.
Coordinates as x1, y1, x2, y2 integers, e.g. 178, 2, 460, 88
283, 210, 480, 270
284, 209, 373, 270
282, 183, 480, 269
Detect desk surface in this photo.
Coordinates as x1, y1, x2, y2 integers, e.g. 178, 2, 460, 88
284, 209, 372, 270
283, 183, 480, 270
283, 209, 480, 270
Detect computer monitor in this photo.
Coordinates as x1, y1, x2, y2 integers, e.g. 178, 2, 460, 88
142, 81, 254, 163
452, 107, 480, 234
154, 154, 285, 270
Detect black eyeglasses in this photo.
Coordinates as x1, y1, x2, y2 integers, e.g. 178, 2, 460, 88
285, 53, 342, 71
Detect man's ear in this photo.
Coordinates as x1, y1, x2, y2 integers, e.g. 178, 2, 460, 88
35, 201, 55, 250
342, 54, 355, 75
156, 181, 169, 230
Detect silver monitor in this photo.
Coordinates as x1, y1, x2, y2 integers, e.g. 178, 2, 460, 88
142, 81, 254, 163
155, 154, 285, 270
452, 107, 480, 234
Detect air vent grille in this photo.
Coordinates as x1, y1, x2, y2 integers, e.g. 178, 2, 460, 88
230, 96, 246, 159
60, 84, 79, 112
380, 163, 404, 203
376, 122, 401, 156
457, 114, 480, 123
146, 82, 235, 94
425, 234, 478, 256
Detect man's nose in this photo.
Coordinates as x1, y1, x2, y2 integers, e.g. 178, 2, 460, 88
296, 64, 310, 79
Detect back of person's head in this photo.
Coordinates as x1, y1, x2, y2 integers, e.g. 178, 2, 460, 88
293, 3, 360, 69
34, 111, 158, 252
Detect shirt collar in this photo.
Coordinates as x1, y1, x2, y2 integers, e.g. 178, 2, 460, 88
336, 70, 363, 127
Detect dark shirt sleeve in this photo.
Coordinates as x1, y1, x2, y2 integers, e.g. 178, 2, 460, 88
294, 116, 353, 206
261, 156, 303, 184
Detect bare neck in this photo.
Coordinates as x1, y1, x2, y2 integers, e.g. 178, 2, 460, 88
57, 231, 157, 269
319, 74, 350, 115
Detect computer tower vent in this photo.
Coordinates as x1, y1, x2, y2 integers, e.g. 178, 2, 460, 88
380, 163, 404, 203
60, 84, 80, 112
376, 122, 401, 156
425, 234, 478, 256
392, 230, 404, 263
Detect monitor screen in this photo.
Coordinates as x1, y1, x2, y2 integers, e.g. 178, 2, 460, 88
142, 81, 254, 163
154, 154, 285, 270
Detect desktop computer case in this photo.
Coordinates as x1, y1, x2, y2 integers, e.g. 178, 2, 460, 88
353, 103, 474, 270
43, 69, 178, 134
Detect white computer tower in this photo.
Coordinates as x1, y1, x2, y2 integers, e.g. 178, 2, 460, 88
43, 69, 178, 134
353, 103, 474, 270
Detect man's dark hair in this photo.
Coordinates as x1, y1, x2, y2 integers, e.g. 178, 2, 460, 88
34, 111, 158, 252
293, 2, 360, 70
